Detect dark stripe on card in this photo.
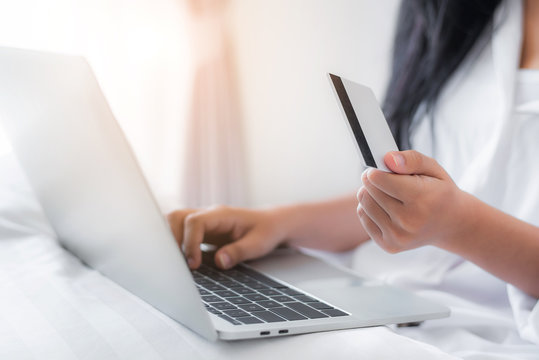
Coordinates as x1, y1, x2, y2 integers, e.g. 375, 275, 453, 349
329, 73, 376, 168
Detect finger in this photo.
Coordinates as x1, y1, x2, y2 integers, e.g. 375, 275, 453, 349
361, 173, 403, 217
183, 206, 243, 269
357, 205, 383, 243
364, 168, 429, 202
358, 205, 401, 254
215, 230, 276, 269
167, 209, 195, 245
358, 187, 392, 231
384, 150, 449, 180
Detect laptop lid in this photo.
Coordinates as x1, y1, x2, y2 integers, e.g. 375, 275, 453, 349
0, 47, 217, 341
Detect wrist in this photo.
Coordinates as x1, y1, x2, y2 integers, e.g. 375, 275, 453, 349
436, 190, 481, 253
263, 203, 309, 247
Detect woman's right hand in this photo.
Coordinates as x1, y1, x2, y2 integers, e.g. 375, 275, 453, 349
167, 206, 287, 270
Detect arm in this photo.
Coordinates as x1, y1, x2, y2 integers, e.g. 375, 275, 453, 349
442, 196, 539, 298
276, 194, 369, 252
168, 195, 369, 270
358, 150, 539, 298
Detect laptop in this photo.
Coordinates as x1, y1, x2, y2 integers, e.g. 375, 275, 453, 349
0, 47, 449, 341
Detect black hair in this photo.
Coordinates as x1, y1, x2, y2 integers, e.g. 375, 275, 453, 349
383, 0, 503, 149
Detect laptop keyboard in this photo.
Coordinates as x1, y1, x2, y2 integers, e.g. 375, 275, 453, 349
192, 263, 349, 325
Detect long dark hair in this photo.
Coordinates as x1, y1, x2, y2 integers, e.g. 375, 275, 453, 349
383, 0, 503, 149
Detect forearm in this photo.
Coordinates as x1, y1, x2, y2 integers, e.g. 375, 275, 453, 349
270, 194, 370, 252
441, 193, 539, 298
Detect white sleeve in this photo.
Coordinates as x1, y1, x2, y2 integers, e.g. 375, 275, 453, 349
508, 284, 539, 344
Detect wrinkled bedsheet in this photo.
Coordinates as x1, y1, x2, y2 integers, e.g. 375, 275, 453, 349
1, 153, 537, 359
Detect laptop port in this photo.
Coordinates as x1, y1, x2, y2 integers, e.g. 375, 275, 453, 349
260, 331, 270, 336
278, 330, 288, 334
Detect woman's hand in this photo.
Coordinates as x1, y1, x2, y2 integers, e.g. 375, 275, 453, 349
357, 150, 539, 298
357, 150, 472, 253
168, 195, 370, 270
167, 206, 286, 270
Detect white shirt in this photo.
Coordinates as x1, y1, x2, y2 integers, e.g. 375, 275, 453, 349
515, 69, 539, 106
352, 0, 539, 356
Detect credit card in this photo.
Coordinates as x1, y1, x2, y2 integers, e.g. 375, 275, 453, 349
329, 73, 399, 172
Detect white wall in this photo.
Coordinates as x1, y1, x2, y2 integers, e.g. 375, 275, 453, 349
0, 0, 192, 203
229, 0, 399, 207
0, 0, 400, 210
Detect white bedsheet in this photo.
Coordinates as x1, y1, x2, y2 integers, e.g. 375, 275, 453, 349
0, 235, 457, 360
0, 153, 537, 359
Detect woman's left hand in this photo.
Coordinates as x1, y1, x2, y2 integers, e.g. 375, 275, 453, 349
357, 150, 472, 253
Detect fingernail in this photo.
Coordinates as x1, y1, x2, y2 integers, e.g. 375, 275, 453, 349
218, 252, 231, 269
391, 153, 404, 168
361, 168, 369, 179
187, 256, 195, 268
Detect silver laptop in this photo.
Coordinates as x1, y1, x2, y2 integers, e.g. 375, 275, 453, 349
0, 47, 449, 341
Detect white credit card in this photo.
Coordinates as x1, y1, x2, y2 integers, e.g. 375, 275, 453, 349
329, 73, 399, 172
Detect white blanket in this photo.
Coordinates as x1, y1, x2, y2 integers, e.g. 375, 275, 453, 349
0, 153, 537, 359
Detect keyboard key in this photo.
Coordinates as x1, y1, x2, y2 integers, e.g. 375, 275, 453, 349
280, 288, 303, 296
321, 309, 348, 317
256, 278, 287, 289
206, 307, 222, 315
201, 295, 222, 303
286, 302, 328, 319
271, 295, 295, 303
197, 265, 218, 275
228, 297, 251, 305
231, 274, 253, 283
220, 280, 243, 288
223, 309, 250, 318
218, 314, 241, 325
244, 294, 270, 302
247, 282, 269, 291
238, 304, 265, 312
198, 288, 210, 295
212, 302, 237, 311
253, 311, 286, 323
270, 284, 289, 290
258, 289, 281, 296
194, 277, 214, 285
257, 300, 281, 308
270, 307, 307, 321
237, 316, 263, 324
213, 290, 238, 298
250, 278, 283, 288
221, 269, 243, 277
233, 287, 256, 295
237, 267, 287, 288
226, 269, 252, 280
207, 273, 230, 282
293, 295, 317, 303
202, 283, 226, 292
308, 301, 333, 310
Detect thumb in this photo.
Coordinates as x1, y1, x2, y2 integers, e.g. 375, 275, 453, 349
384, 150, 449, 179
214, 231, 276, 270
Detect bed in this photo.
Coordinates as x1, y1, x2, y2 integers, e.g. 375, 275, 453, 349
1, 153, 537, 360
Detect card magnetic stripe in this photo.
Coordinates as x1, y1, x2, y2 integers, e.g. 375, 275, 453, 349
329, 74, 376, 168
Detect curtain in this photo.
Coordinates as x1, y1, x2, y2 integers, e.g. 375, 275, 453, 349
182, 0, 247, 208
